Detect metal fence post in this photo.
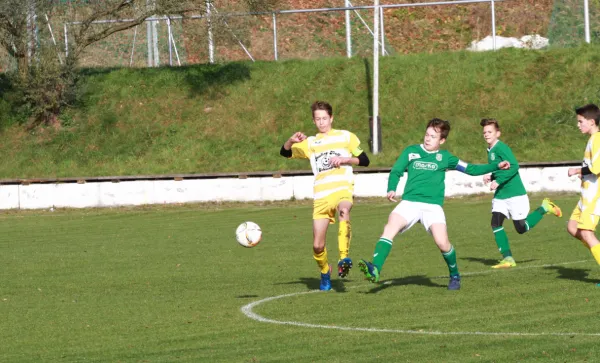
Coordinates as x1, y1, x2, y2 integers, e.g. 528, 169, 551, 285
272, 12, 278, 61
207, 0, 214, 63
491, 0, 496, 50
345, 0, 352, 58
584, 0, 591, 43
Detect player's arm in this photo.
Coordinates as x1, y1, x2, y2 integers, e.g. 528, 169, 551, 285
280, 132, 308, 159
491, 148, 519, 185
330, 133, 370, 167
387, 149, 410, 193
448, 155, 507, 176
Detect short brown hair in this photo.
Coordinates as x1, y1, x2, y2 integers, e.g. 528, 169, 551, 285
311, 101, 333, 117
576, 104, 600, 125
426, 118, 451, 139
480, 118, 501, 131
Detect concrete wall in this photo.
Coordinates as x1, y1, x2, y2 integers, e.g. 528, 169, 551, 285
0, 166, 580, 210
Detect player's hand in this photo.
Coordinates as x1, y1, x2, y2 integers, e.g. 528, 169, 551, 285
490, 181, 499, 191
498, 161, 510, 170
387, 191, 398, 202
483, 174, 492, 184
568, 167, 581, 177
288, 132, 307, 144
330, 156, 348, 168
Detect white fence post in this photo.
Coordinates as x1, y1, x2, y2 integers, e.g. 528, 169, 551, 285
273, 12, 278, 60
584, 0, 591, 43
345, 0, 352, 58
372, 0, 380, 155
491, 0, 497, 50
207, 0, 214, 63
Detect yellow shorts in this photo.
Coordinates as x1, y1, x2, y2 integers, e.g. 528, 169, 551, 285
570, 204, 600, 231
313, 190, 353, 224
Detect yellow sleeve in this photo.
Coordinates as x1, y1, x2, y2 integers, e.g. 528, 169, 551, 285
291, 139, 310, 160
590, 134, 600, 174
348, 132, 364, 157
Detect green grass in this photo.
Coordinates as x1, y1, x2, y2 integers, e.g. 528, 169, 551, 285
3, 194, 600, 362
2, 45, 600, 179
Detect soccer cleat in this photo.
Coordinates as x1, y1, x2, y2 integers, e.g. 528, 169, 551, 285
448, 275, 461, 290
337, 257, 353, 278
492, 256, 517, 269
542, 198, 562, 217
358, 259, 380, 283
320, 265, 332, 291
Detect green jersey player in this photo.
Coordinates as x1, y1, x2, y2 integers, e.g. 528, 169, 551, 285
480, 118, 562, 269
358, 118, 510, 290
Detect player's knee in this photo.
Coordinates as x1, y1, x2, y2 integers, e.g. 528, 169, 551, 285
514, 220, 528, 234
338, 207, 351, 220
491, 212, 505, 229
566, 223, 578, 237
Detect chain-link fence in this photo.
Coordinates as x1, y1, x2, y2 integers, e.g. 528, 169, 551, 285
1, 0, 597, 70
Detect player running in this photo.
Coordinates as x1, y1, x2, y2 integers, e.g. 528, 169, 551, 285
480, 118, 562, 269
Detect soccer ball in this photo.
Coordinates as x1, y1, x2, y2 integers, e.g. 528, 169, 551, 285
235, 221, 262, 248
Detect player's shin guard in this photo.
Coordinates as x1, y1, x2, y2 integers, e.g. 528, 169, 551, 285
591, 244, 600, 265
338, 220, 351, 260
442, 245, 459, 276
314, 248, 329, 274
372, 238, 393, 271
493, 227, 512, 258
524, 207, 545, 230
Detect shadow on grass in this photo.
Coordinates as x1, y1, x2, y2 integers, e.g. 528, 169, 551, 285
360, 275, 446, 294
171, 62, 251, 98
461, 256, 537, 267
545, 265, 600, 284
277, 277, 350, 293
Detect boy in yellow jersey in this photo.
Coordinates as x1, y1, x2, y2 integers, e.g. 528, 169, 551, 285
567, 104, 600, 286
279, 101, 370, 291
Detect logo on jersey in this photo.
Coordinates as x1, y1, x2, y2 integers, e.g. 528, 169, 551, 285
491, 153, 496, 161
315, 151, 341, 172
436, 154, 442, 161
408, 153, 421, 161
413, 161, 438, 171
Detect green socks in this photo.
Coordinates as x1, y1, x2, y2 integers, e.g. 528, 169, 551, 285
372, 237, 393, 271
525, 207, 545, 230
442, 245, 459, 276
493, 227, 512, 258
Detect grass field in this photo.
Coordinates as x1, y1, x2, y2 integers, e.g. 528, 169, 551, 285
3, 193, 600, 362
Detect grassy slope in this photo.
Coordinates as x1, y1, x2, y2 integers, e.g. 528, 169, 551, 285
1, 45, 600, 179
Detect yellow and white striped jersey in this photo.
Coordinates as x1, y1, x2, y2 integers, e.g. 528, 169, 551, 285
579, 132, 600, 214
291, 129, 363, 200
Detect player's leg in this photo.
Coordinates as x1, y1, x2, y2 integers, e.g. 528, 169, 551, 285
567, 206, 592, 249
490, 199, 515, 268
313, 218, 332, 291
313, 198, 335, 291
573, 207, 600, 276
426, 206, 460, 290
337, 198, 353, 278
359, 202, 413, 283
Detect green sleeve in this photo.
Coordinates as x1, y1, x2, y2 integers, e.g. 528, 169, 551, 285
387, 149, 410, 192
448, 153, 499, 176
493, 146, 519, 185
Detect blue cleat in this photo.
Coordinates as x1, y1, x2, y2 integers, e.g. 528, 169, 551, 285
448, 275, 461, 290
358, 259, 380, 283
338, 257, 353, 278
320, 265, 332, 291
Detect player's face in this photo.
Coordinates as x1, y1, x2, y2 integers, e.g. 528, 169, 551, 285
482, 125, 500, 147
313, 110, 333, 133
423, 126, 445, 151
577, 115, 596, 134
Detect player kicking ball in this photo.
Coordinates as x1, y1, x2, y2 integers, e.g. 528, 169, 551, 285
358, 118, 510, 290
480, 118, 562, 269
280, 101, 370, 291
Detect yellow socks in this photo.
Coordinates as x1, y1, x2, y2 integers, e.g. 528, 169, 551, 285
591, 244, 600, 265
338, 220, 351, 260
314, 248, 329, 274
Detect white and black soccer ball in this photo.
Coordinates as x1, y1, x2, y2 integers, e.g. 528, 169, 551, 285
235, 221, 262, 248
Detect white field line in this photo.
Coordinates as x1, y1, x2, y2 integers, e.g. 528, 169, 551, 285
241, 259, 600, 337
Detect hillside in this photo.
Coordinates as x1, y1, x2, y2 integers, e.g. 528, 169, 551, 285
0, 45, 599, 179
